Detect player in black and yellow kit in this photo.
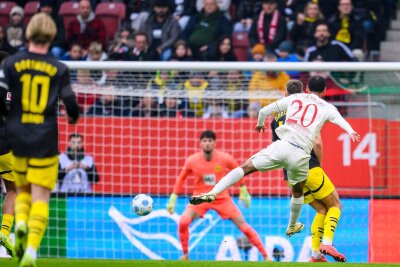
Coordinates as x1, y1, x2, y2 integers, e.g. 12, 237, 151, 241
270, 79, 346, 262
0, 14, 79, 267
0, 51, 17, 257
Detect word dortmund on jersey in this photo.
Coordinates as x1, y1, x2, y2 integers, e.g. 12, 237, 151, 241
0, 51, 78, 158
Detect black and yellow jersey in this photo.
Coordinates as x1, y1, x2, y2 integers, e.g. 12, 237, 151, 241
0, 118, 10, 156
0, 51, 10, 156
0, 51, 79, 158
270, 111, 321, 180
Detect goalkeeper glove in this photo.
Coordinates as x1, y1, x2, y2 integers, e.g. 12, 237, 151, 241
239, 185, 251, 208
166, 193, 178, 214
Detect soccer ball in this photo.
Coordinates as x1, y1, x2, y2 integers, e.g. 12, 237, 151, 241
132, 194, 153, 216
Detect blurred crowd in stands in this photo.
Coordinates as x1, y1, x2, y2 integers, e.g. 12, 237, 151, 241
0, 0, 396, 118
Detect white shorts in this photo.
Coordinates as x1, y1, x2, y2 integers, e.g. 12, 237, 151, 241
251, 140, 311, 185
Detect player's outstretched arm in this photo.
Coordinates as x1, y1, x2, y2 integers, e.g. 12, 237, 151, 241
63, 95, 80, 124
167, 167, 191, 214
59, 69, 79, 124
256, 98, 289, 130
329, 109, 360, 142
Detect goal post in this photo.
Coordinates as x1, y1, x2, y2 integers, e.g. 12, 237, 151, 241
1, 62, 399, 263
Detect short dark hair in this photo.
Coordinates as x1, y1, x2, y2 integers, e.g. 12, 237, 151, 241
134, 31, 148, 41
69, 133, 83, 140
200, 130, 216, 140
308, 75, 326, 93
286, 80, 303, 95
314, 20, 330, 32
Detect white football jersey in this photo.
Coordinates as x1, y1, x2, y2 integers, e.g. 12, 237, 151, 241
258, 93, 354, 154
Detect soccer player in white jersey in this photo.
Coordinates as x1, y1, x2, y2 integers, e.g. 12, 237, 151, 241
190, 76, 361, 237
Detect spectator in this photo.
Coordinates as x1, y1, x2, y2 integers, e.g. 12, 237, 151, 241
328, 0, 365, 51
182, 0, 232, 60
234, 0, 262, 32
159, 93, 182, 117
139, 0, 180, 61
62, 43, 85, 82
40, 0, 66, 58
67, 0, 106, 52
6, 6, 25, 51
173, 0, 197, 31
146, 70, 178, 104
354, 0, 385, 60
73, 70, 98, 113
86, 42, 108, 85
280, 0, 310, 21
251, 43, 265, 62
58, 133, 99, 193
276, 41, 301, 78
246, 102, 262, 118
304, 21, 357, 62
87, 41, 107, 61
243, 43, 265, 79
203, 35, 237, 61
290, 1, 324, 55
127, 0, 153, 32
108, 25, 135, 55
132, 94, 160, 117
180, 71, 209, 117
248, 53, 289, 106
222, 70, 248, 117
196, 0, 231, 19
87, 91, 131, 117
169, 40, 194, 61
248, 0, 286, 52
0, 25, 16, 55
110, 32, 158, 61
319, 0, 340, 19
202, 104, 229, 118
61, 43, 84, 61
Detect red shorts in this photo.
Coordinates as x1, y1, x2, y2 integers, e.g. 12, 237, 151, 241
188, 197, 242, 219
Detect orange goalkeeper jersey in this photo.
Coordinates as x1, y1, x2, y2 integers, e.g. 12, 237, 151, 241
173, 150, 239, 199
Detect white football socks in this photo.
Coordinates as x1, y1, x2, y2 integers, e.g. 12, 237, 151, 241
210, 167, 245, 195
288, 196, 304, 226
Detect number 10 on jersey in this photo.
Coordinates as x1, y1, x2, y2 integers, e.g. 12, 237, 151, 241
20, 74, 50, 124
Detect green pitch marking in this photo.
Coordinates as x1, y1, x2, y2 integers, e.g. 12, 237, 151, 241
0, 259, 398, 267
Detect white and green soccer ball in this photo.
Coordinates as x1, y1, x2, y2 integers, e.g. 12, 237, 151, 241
132, 194, 153, 216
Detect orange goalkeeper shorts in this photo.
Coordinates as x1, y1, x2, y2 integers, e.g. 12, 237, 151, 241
188, 197, 242, 219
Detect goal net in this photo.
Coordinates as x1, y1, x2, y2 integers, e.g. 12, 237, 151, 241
1, 62, 399, 263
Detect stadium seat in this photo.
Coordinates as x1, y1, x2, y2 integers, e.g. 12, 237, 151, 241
58, 1, 80, 32
232, 31, 250, 61
0, 1, 16, 27
23, 1, 39, 26
95, 2, 126, 41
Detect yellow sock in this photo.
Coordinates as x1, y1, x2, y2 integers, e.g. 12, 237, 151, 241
311, 213, 326, 253
15, 192, 32, 226
1, 214, 14, 236
323, 207, 341, 245
27, 201, 49, 250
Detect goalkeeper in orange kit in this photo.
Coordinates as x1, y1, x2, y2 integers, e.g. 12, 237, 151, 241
166, 130, 270, 261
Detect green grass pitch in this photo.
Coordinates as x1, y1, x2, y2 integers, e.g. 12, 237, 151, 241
0, 259, 398, 267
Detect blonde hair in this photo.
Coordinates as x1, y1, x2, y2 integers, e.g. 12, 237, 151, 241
304, 2, 324, 20
89, 42, 103, 52
26, 13, 56, 45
